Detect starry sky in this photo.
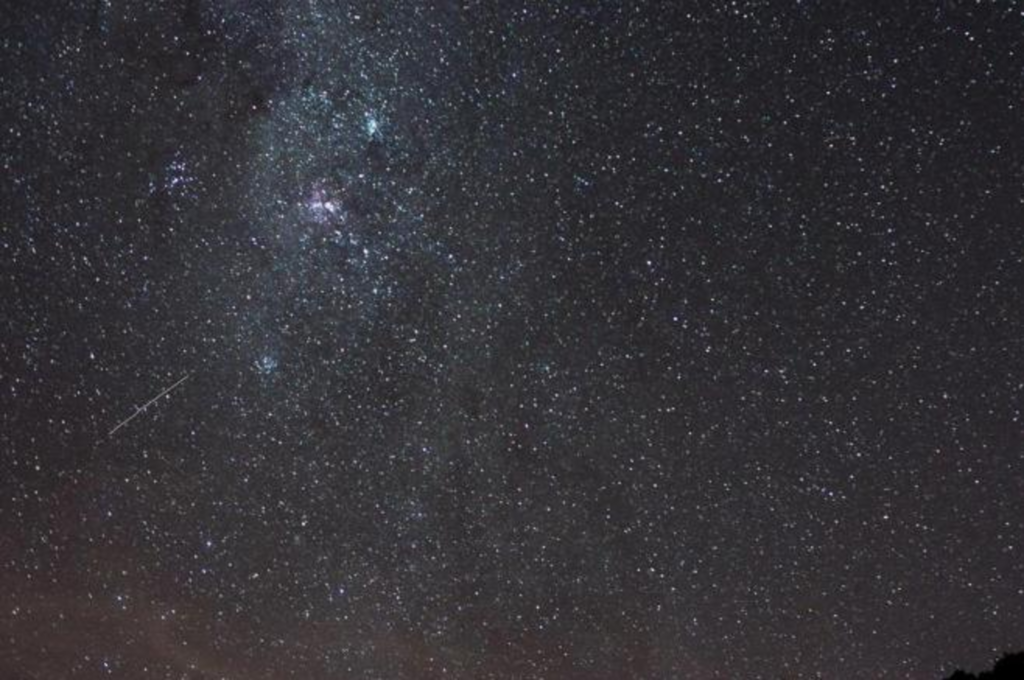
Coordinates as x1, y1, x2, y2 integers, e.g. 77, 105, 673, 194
1, 2, 1022, 679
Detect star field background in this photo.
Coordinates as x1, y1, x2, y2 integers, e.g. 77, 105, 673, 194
2, 2, 1023, 678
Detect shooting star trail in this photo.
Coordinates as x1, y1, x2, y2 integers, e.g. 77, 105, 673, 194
108, 372, 192, 437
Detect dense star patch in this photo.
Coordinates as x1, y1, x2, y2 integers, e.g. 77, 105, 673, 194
1, 2, 1022, 679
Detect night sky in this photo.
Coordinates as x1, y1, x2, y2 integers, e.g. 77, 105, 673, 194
2, 2, 1023, 679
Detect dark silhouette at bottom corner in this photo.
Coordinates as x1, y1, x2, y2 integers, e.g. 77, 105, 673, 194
944, 651, 1024, 680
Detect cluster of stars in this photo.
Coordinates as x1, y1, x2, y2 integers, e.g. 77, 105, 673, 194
1, 2, 1022, 680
